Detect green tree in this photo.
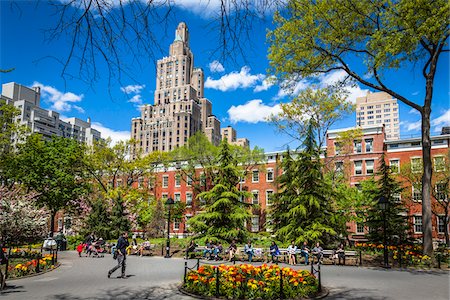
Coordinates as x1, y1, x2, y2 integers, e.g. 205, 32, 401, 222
271, 124, 336, 244
270, 85, 354, 151
83, 198, 112, 240
15, 135, 87, 236
110, 194, 131, 239
363, 155, 409, 245
268, 0, 449, 255
188, 140, 251, 243
147, 198, 166, 238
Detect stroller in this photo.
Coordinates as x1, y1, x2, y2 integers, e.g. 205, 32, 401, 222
89, 239, 107, 258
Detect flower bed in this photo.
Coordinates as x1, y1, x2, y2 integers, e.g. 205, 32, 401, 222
183, 264, 318, 299
6, 254, 55, 278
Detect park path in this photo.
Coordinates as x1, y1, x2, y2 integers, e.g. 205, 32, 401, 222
0, 251, 448, 300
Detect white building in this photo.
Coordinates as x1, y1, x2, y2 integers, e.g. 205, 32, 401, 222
356, 91, 400, 140
1, 82, 101, 146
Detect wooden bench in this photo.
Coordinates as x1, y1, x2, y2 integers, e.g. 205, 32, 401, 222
139, 244, 156, 256
318, 249, 359, 265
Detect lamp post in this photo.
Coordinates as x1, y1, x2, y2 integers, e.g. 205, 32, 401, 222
378, 196, 390, 269
165, 197, 175, 258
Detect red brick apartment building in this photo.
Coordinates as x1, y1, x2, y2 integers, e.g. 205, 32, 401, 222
144, 126, 448, 244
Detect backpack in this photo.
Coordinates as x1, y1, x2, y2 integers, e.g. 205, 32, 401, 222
111, 246, 118, 260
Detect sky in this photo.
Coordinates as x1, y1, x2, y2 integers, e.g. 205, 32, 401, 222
1, 1, 449, 152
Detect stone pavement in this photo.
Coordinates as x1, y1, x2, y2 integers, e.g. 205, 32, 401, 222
0, 251, 448, 300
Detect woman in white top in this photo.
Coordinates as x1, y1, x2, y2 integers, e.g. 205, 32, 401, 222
287, 240, 297, 265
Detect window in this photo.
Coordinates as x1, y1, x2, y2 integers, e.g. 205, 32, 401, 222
252, 191, 259, 204
266, 168, 274, 182
200, 173, 206, 187
435, 183, 447, 200
266, 190, 274, 206
356, 223, 364, 234
252, 170, 259, 183
161, 193, 168, 201
414, 216, 422, 233
412, 184, 422, 201
335, 161, 344, 175
354, 141, 362, 153
434, 156, 446, 172
174, 192, 181, 202
334, 142, 342, 155
185, 215, 192, 229
251, 216, 259, 232
365, 139, 373, 152
173, 220, 180, 231
366, 160, 374, 174
389, 159, 400, 173
354, 161, 362, 175
437, 216, 446, 234
162, 175, 169, 188
239, 175, 246, 183
186, 192, 193, 207
175, 174, 181, 187
411, 158, 422, 173
186, 174, 193, 186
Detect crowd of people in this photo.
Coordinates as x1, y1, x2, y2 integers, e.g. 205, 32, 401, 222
186, 239, 347, 265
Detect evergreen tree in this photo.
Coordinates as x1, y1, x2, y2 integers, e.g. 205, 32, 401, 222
110, 194, 131, 239
83, 198, 112, 240
364, 154, 409, 245
188, 140, 251, 243
271, 123, 335, 244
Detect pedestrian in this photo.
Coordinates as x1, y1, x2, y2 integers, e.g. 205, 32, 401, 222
287, 240, 297, 265
108, 232, 129, 279
269, 241, 280, 263
76, 243, 84, 257
312, 242, 324, 264
301, 241, 310, 265
244, 240, 254, 262
228, 240, 237, 262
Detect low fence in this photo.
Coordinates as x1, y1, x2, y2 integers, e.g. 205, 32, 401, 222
183, 259, 321, 299
1, 246, 58, 283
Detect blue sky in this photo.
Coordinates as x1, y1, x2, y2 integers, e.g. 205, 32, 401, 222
1, 1, 449, 151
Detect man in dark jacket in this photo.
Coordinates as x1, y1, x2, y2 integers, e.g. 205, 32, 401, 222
108, 232, 129, 279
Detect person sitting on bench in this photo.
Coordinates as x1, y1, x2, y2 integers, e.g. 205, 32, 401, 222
333, 243, 345, 265
228, 240, 237, 262
312, 242, 324, 264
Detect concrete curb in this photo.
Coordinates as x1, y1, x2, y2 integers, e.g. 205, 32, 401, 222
5, 262, 61, 281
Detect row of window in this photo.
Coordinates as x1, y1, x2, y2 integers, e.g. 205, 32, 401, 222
389, 156, 446, 174
160, 190, 275, 206
356, 216, 447, 234
334, 139, 373, 155
161, 169, 275, 188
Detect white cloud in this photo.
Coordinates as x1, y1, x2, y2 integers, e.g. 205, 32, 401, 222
412, 91, 420, 96
128, 95, 143, 105
254, 76, 275, 92
405, 120, 421, 131
273, 70, 368, 103
32, 81, 85, 113
91, 122, 130, 145
431, 109, 450, 132
274, 78, 309, 100
228, 99, 281, 124
208, 60, 225, 73
205, 66, 265, 92
120, 84, 145, 94
409, 108, 421, 116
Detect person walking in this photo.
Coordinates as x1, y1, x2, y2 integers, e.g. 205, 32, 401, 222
108, 232, 129, 279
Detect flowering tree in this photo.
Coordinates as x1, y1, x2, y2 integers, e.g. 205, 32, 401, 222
0, 187, 48, 245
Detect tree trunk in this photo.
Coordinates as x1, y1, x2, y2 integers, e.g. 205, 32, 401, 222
421, 105, 433, 256
50, 211, 56, 237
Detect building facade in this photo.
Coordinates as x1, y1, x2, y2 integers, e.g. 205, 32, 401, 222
221, 125, 250, 148
356, 91, 400, 140
131, 22, 248, 156
1, 82, 101, 146
131, 127, 449, 244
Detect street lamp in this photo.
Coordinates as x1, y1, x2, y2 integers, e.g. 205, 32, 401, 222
165, 197, 175, 258
378, 196, 390, 268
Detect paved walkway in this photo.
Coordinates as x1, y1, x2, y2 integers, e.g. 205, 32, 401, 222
1, 251, 448, 300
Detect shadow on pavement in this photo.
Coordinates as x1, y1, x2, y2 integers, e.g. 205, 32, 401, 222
51, 284, 185, 300
327, 287, 388, 300
0, 284, 25, 297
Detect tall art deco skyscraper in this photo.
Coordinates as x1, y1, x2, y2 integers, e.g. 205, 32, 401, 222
131, 22, 222, 155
